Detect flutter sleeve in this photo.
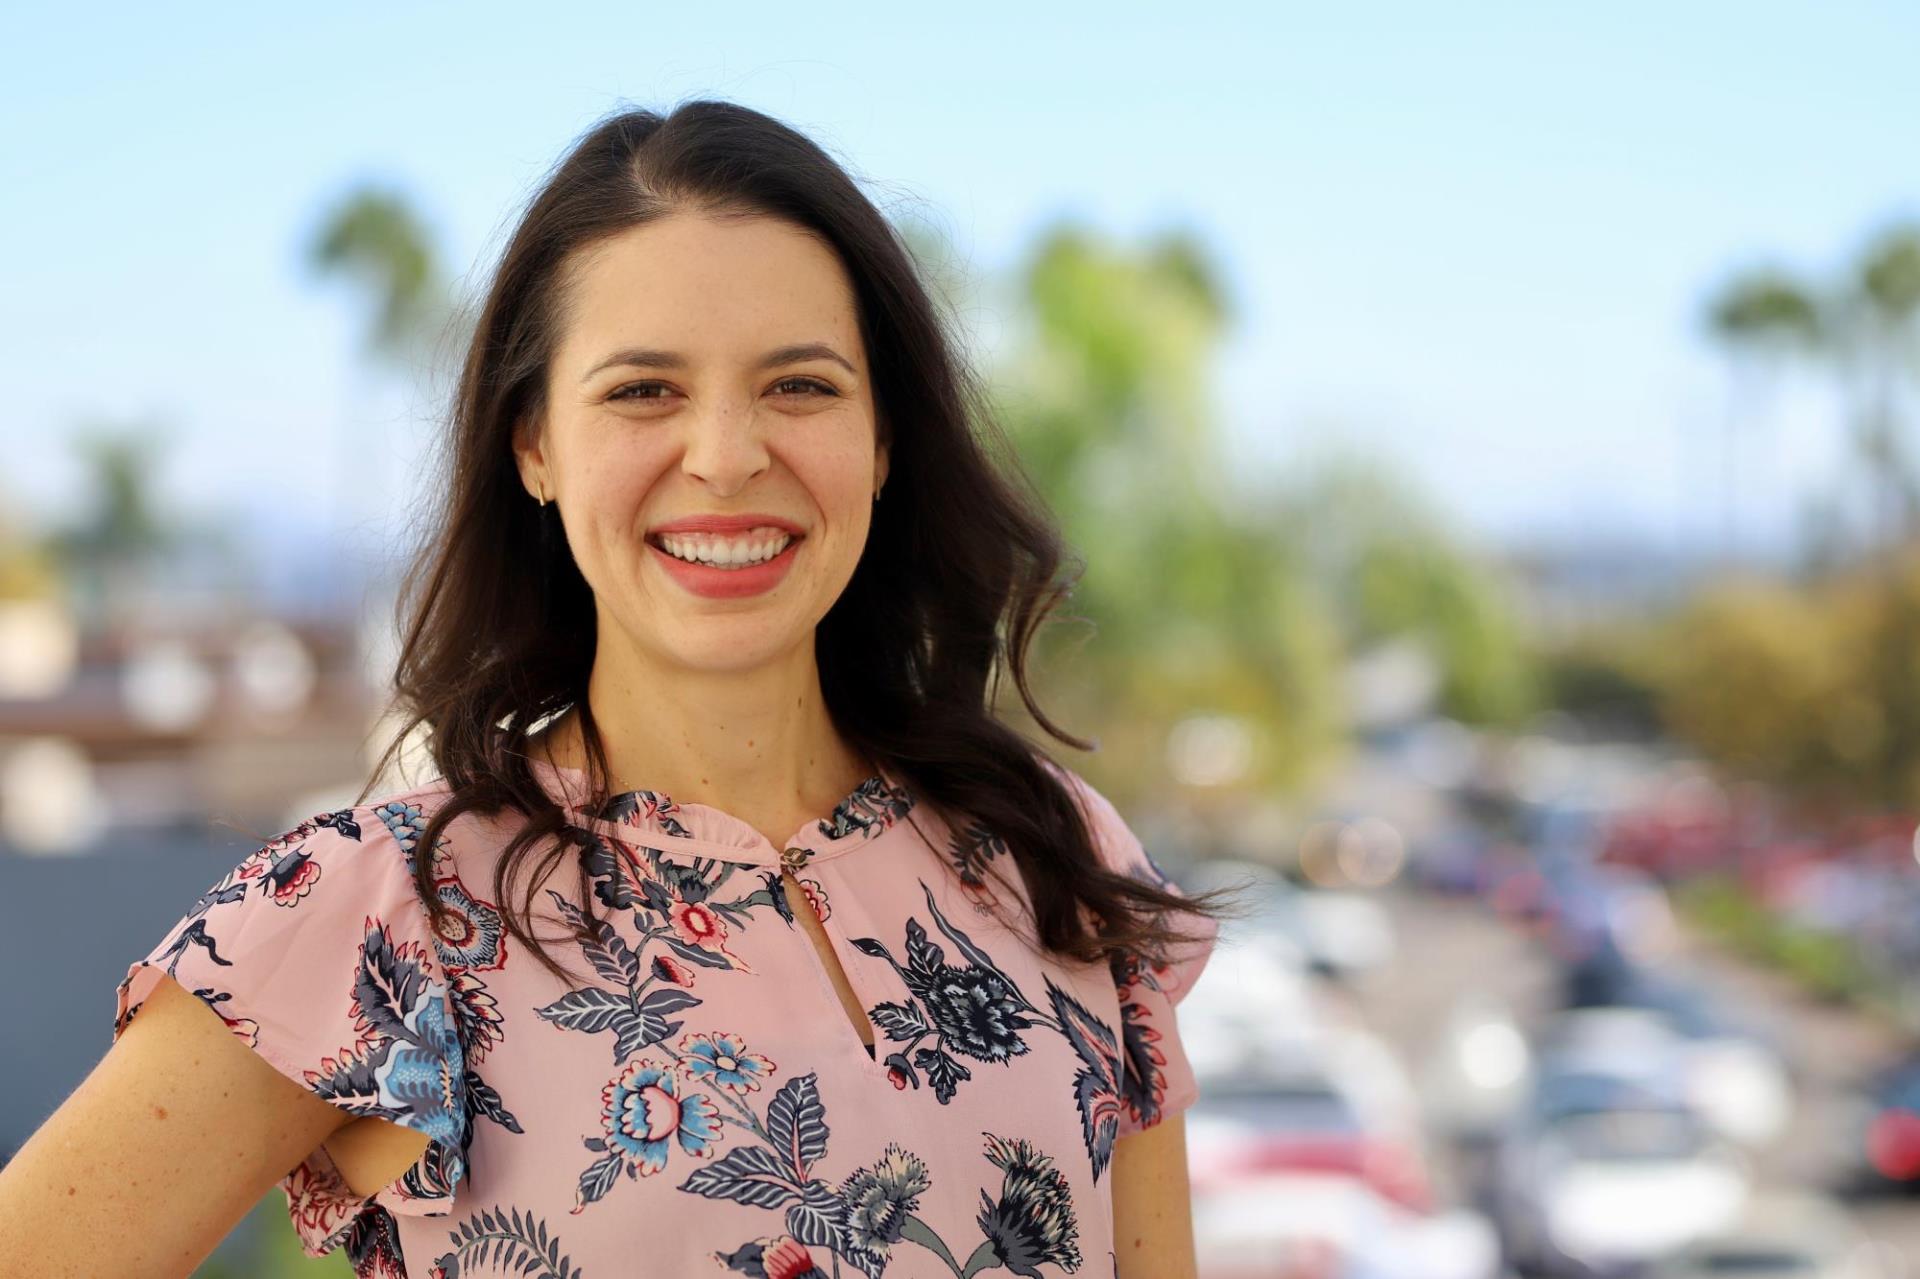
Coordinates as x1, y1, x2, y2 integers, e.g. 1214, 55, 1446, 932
1061, 767, 1220, 1138
111, 803, 469, 1258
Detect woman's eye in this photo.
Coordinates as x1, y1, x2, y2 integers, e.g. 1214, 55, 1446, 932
773, 376, 838, 397
607, 377, 837, 403
608, 382, 672, 402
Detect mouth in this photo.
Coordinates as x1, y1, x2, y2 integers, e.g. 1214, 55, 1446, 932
645, 526, 804, 570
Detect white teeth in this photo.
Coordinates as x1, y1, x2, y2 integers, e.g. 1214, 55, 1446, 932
657, 529, 794, 568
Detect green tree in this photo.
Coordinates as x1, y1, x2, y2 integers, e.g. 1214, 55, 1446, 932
305, 186, 454, 370
43, 420, 200, 627
1701, 268, 1821, 564
1698, 221, 1920, 807
991, 225, 1363, 794
1262, 454, 1539, 729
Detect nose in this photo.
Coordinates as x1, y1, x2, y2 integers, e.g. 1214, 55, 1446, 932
678, 399, 771, 495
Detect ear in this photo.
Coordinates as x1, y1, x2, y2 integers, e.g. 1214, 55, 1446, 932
874, 437, 890, 496
513, 415, 550, 501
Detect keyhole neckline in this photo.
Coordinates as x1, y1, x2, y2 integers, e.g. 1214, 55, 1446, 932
530, 756, 918, 867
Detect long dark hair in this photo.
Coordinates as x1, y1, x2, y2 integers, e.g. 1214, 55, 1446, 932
361, 98, 1240, 989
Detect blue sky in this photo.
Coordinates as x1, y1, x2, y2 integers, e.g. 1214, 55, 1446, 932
5, 3, 1918, 573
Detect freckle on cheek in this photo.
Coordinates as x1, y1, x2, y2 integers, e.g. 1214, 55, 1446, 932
153, 1105, 168, 1120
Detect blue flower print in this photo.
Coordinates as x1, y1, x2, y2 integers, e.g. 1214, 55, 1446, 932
372, 797, 458, 881
372, 799, 429, 865
372, 990, 469, 1175
427, 876, 507, 970
601, 1060, 724, 1177
679, 1030, 775, 1094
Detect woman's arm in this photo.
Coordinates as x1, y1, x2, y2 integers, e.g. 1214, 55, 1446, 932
1110, 1112, 1198, 1279
0, 973, 359, 1277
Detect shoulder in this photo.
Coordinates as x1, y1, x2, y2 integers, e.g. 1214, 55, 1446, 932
1033, 754, 1113, 823
1033, 756, 1168, 886
344, 772, 535, 883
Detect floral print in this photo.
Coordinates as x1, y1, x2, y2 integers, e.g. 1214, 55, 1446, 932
682, 1030, 776, 1093
110, 757, 1216, 1277
595, 1058, 725, 1180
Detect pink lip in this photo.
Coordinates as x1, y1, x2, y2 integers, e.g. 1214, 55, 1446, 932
646, 528, 802, 600
648, 513, 805, 536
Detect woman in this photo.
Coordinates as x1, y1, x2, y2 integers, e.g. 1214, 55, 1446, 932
0, 100, 1232, 1278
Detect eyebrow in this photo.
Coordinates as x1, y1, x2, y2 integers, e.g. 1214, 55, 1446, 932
579, 342, 859, 385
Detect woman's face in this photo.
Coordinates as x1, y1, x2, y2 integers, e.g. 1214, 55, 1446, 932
517, 210, 888, 675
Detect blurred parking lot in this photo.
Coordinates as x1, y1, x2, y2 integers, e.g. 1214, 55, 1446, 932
1169, 724, 1920, 1279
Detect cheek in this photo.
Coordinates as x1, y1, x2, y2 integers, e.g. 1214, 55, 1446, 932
570, 455, 666, 550
784, 442, 878, 515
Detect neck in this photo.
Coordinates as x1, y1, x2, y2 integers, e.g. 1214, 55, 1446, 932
532, 631, 871, 835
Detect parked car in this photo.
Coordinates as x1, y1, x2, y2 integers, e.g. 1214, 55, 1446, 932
1190, 1170, 1498, 1279
1545, 988, 1793, 1151
1488, 1055, 1752, 1276
1182, 1029, 1443, 1206
1830, 1048, 1920, 1194
1643, 1189, 1887, 1279
1187, 1051, 1498, 1279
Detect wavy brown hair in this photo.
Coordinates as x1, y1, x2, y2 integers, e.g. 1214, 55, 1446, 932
358, 98, 1241, 989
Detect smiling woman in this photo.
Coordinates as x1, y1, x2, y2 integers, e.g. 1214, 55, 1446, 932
517, 210, 885, 631
1, 98, 1235, 1279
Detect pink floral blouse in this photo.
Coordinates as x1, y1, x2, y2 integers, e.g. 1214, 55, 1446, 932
112, 755, 1217, 1279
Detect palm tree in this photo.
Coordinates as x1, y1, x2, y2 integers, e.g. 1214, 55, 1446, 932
303, 186, 458, 547
1834, 225, 1920, 552
1702, 270, 1821, 566
45, 422, 180, 628
305, 187, 452, 368
1828, 224, 1920, 807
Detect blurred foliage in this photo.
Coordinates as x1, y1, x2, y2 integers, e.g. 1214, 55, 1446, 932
1349, 528, 1537, 726
1648, 219, 1920, 811
1627, 547, 1920, 810
0, 514, 59, 600
1675, 874, 1879, 1006
1258, 455, 1542, 729
1704, 220, 1920, 557
985, 222, 1322, 793
1533, 628, 1664, 739
1704, 269, 1823, 371
306, 186, 461, 376
975, 221, 1537, 795
46, 425, 178, 562
38, 418, 239, 625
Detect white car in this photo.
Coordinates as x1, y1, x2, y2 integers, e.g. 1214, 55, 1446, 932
1492, 1067, 1754, 1275
1536, 1005, 1793, 1149
1644, 1189, 1889, 1279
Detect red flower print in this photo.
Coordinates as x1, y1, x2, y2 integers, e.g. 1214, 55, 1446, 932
284, 1158, 358, 1255
756, 1235, 824, 1279
797, 876, 830, 922
652, 954, 697, 986
670, 900, 726, 948
608, 839, 663, 902
235, 832, 324, 906
1117, 999, 1171, 1128
663, 897, 753, 971
208, 1002, 262, 1045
